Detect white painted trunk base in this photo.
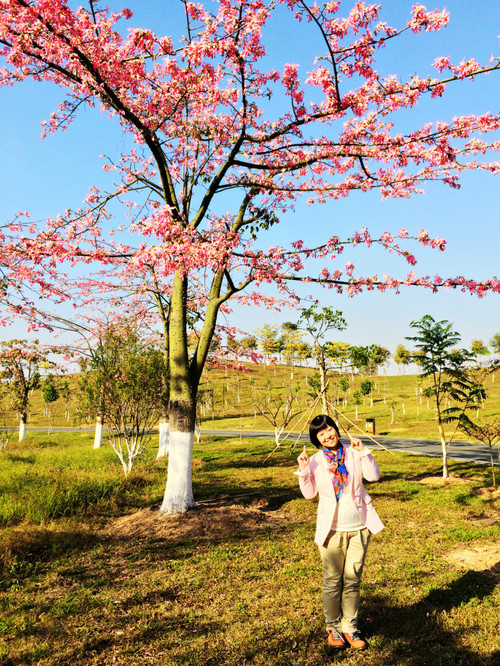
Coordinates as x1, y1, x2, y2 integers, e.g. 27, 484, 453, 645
93, 418, 104, 449
160, 430, 195, 514
18, 420, 26, 442
156, 420, 170, 459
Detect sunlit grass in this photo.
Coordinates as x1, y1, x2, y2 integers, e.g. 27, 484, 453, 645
0, 434, 498, 664
0, 432, 167, 526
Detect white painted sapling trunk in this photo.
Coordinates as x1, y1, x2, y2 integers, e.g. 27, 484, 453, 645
160, 430, 195, 514
93, 416, 104, 449
156, 420, 170, 459
18, 415, 26, 442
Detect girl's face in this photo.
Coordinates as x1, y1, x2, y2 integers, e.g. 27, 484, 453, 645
317, 425, 339, 449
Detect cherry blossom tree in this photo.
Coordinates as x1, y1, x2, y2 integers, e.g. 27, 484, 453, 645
1, 1, 500, 511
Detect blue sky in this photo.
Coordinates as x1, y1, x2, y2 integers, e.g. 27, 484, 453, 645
1, 0, 499, 371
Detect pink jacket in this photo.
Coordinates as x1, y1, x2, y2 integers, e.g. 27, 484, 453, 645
296, 445, 384, 546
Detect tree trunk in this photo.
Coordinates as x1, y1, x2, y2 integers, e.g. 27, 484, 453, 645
437, 420, 448, 479
160, 275, 197, 514
156, 418, 170, 459
94, 387, 106, 449
488, 444, 496, 488
93, 415, 104, 449
318, 347, 328, 414
18, 412, 27, 441
159, 260, 228, 513
160, 400, 195, 513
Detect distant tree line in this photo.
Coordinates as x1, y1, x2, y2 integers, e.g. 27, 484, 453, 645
1, 318, 499, 485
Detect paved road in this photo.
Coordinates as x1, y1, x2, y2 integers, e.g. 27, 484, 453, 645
200, 428, 498, 467
15, 426, 499, 466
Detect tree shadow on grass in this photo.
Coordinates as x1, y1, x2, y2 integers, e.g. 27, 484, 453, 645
25, 607, 229, 666
371, 470, 408, 483
446, 460, 494, 481
364, 569, 499, 665
0, 477, 305, 593
191, 477, 300, 507
3, 638, 116, 666
102, 504, 303, 566
55, 564, 499, 665
204, 457, 297, 472
0, 526, 100, 590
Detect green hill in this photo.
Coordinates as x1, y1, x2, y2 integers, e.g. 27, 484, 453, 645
3, 363, 500, 441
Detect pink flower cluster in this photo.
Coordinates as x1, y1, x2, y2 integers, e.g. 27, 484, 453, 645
0, 0, 499, 332
408, 4, 449, 33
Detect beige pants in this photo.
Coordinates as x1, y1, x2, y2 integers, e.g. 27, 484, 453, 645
317, 528, 371, 634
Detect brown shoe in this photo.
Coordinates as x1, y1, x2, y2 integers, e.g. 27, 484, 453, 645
327, 629, 345, 648
343, 631, 367, 650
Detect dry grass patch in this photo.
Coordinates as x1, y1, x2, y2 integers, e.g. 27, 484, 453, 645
447, 542, 500, 579
475, 485, 500, 500
416, 475, 479, 486
107, 501, 293, 543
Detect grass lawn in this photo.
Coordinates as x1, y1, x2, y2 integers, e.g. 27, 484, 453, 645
0, 433, 499, 665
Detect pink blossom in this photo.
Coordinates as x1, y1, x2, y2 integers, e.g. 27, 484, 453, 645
0, 0, 497, 347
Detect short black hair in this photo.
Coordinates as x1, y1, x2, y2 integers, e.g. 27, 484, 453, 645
309, 414, 340, 449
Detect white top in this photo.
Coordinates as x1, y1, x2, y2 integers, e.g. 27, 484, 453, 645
332, 491, 364, 531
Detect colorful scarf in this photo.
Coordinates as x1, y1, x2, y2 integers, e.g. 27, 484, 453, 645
322, 443, 348, 500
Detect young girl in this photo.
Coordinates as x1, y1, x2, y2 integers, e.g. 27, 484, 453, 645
296, 414, 383, 650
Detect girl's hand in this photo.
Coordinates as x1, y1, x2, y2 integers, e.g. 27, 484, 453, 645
297, 444, 310, 471
348, 435, 366, 452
